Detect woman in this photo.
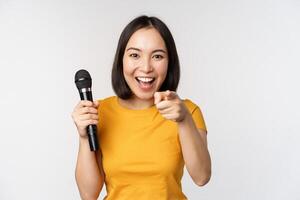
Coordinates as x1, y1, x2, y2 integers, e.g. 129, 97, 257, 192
72, 15, 211, 200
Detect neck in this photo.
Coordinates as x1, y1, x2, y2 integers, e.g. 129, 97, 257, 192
118, 96, 154, 110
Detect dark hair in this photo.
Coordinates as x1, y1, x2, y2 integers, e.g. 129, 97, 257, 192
111, 15, 180, 99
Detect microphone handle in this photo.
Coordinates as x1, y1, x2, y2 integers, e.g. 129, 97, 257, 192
79, 90, 99, 151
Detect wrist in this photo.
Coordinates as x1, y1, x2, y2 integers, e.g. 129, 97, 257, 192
177, 113, 192, 129
176, 104, 190, 123
79, 135, 89, 144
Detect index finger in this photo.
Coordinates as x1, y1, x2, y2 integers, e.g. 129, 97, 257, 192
155, 90, 177, 103
165, 90, 177, 100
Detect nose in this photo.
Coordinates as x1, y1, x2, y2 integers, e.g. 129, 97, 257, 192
140, 57, 153, 73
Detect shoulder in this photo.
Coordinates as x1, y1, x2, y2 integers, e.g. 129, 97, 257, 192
97, 96, 117, 109
183, 98, 199, 113
183, 98, 207, 132
97, 96, 116, 104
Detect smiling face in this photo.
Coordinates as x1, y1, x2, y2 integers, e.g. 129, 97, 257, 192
122, 27, 169, 102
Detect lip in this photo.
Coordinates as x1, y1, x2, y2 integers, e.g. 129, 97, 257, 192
135, 77, 156, 91
135, 77, 155, 83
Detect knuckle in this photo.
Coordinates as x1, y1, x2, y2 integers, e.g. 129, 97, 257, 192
93, 108, 98, 114
85, 107, 90, 113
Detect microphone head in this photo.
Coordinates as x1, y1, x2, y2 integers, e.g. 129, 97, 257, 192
75, 69, 92, 90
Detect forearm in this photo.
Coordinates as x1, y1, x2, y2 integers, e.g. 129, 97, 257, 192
75, 137, 103, 200
177, 113, 211, 186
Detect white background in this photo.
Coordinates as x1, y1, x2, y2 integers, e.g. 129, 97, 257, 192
0, 0, 300, 199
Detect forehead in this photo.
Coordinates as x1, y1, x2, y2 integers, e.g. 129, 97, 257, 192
126, 27, 167, 51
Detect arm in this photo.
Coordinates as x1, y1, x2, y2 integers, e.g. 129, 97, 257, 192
75, 137, 104, 200
154, 91, 211, 186
177, 113, 211, 186
72, 100, 105, 199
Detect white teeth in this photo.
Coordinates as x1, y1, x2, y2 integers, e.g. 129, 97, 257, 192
136, 77, 154, 83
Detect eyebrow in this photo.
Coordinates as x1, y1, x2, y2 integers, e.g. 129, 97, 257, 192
126, 47, 167, 54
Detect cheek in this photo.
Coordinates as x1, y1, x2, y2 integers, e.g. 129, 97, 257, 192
123, 57, 135, 76
156, 61, 168, 78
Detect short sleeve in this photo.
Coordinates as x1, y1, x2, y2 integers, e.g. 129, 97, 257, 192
184, 99, 207, 133
191, 106, 207, 133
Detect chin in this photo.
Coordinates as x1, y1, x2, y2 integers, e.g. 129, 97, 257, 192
136, 93, 154, 100
134, 90, 155, 100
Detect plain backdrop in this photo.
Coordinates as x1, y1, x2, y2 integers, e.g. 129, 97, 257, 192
0, 0, 300, 199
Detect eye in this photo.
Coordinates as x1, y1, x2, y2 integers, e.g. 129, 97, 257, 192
129, 53, 139, 59
153, 54, 164, 60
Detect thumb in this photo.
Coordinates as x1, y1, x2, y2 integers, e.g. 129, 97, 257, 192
154, 92, 162, 104
93, 100, 99, 107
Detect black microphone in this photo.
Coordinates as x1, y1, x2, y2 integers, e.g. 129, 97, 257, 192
74, 69, 99, 151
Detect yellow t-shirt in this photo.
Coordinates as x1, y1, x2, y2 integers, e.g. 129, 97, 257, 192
97, 96, 207, 200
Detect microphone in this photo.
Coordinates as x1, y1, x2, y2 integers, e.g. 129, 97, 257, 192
74, 69, 99, 151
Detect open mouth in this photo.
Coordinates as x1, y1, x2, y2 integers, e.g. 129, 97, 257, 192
135, 77, 156, 84
135, 76, 156, 90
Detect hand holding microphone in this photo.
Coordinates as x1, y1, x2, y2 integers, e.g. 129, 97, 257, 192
72, 69, 99, 151
72, 100, 99, 138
